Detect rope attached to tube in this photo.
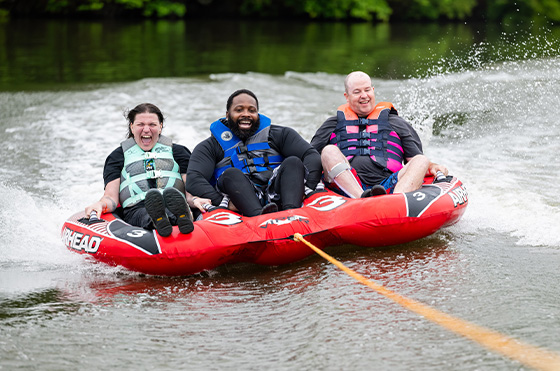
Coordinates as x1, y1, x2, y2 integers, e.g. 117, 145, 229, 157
293, 233, 560, 371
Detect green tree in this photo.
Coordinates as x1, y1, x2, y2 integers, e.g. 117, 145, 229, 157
2, 0, 560, 21
240, 0, 392, 21
299, 0, 392, 21
388, 0, 477, 21
32, 0, 186, 18
486, 0, 560, 22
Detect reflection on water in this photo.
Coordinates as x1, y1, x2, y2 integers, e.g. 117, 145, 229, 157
0, 235, 453, 315
2, 18, 559, 91
1, 235, 457, 316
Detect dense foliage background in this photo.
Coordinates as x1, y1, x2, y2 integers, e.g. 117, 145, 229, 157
1, 0, 560, 22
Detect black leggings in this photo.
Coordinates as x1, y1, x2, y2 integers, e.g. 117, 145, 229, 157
271, 156, 305, 210
217, 156, 305, 217
123, 201, 177, 229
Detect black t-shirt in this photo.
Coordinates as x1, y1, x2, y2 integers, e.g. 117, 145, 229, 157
310, 114, 423, 186
103, 143, 191, 187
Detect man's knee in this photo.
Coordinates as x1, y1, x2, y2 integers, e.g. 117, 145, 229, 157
321, 145, 345, 163
218, 167, 246, 190
402, 154, 429, 175
221, 167, 245, 182
410, 154, 429, 167
282, 156, 304, 169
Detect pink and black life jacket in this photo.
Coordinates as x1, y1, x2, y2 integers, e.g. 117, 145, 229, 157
329, 102, 404, 173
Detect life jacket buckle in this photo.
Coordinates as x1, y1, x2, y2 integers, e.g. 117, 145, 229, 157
146, 170, 162, 179
359, 139, 371, 147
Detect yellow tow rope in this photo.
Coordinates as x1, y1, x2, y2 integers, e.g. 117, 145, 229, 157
293, 233, 560, 371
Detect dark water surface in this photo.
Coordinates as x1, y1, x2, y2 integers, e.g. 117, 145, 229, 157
2, 18, 558, 91
1, 18, 560, 370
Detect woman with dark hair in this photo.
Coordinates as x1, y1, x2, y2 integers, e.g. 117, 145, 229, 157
85, 103, 209, 236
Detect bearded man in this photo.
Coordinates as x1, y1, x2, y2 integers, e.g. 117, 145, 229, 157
186, 89, 322, 217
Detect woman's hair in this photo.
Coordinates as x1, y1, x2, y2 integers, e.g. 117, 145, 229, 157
125, 103, 165, 138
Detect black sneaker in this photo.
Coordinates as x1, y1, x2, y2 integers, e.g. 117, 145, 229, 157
261, 202, 278, 214
145, 189, 173, 237
163, 188, 194, 234
361, 185, 386, 198
371, 185, 387, 196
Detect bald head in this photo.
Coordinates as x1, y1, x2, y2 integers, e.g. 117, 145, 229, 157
343, 71, 376, 117
344, 71, 372, 94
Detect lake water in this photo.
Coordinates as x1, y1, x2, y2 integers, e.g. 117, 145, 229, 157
1, 18, 559, 370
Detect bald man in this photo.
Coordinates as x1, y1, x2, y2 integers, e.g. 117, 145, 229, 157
311, 71, 447, 198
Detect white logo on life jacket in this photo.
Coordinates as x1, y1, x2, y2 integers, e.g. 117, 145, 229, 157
221, 131, 233, 141
62, 227, 103, 253
449, 185, 468, 207
206, 212, 243, 226
259, 215, 309, 228
307, 195, 346, 211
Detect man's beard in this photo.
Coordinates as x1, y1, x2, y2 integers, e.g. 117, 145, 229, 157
227, 116, 260, 141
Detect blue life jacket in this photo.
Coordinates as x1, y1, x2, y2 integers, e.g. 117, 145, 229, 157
210, 114, 284, 186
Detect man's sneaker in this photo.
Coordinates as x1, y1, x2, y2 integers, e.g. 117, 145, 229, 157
163, 188, 194, 234
261, 202, 278, 215
371, 185, 387, 196
145, 189, 173, 237
361, 185, 386, 198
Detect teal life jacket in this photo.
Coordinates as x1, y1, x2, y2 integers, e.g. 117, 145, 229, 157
119, 135, 185, 208
210, 114, 284, 187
